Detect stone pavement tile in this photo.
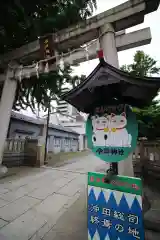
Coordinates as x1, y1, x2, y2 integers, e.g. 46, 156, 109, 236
28, 177, 72, 200
0, 169, 54, 191
30, 192, 85, 240
0, 187, 9, 195
27, 185, 56, 201
0, 185, 37, 202
0, 196, 41, 222
63, 192, 81, 209
57, 180, 81, 197
34, 193, 70, 218
95, 163, 110, 173
58, 155, 100, 174
0, 198, 9, 208
145, 230, 160, 240
29, 208, 66, 240
48, 177, 72, 189
0, 219, 8, 229
42, 191, 87, 240
23, 177, 53, 192
60, 171, 80, 180
56, 174, 87, 197
144, 209, 160, 232
73, 174, 87, 187
1, 169, 60, 194
0, 208, 48, 240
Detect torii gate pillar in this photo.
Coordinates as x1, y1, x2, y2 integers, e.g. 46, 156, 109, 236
99, 23, 134, 177
100, 23, 119, 69
0, 64, 18, 175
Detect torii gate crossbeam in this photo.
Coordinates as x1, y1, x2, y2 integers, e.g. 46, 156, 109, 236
0, 27, 152, 82
0, 0, 158, 66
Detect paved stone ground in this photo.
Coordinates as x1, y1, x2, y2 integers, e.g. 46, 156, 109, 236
42, 189, 87, 240
0, 153, 106, 240
0, 153, 159, 240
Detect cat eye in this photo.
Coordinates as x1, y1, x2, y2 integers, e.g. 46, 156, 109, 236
96, 121, 100, 124
121, 120, 124, 122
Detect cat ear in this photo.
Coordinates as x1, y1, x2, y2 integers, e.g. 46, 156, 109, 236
111, 113, 115, 118
121, 112, 126, 117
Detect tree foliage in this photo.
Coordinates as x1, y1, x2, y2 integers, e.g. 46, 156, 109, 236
13, 65, 86, 112
0, 0, 97, 111
121, 51, 160, 139
121, 50, 160, 77
0, 0, 97, 54
133, 101, 160, 140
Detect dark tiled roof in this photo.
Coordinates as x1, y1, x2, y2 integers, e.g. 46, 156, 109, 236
61, 58, 160, 113
11, 111, 79, 135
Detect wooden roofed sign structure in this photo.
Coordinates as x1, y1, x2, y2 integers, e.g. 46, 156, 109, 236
61, 53, 160, 240
61, 56, 160, 113
61, 53, 160, 163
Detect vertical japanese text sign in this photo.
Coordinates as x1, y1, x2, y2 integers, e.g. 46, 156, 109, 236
88, 172, 144, 240
39, 35, 55, 59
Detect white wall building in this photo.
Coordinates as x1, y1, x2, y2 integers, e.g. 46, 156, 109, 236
49, 89, 88, 151
61, 115, 88, 151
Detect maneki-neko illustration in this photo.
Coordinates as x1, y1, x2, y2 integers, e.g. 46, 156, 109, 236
91, 112, 132, 148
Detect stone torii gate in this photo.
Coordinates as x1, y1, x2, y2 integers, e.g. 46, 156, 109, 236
0, 0, 159, 175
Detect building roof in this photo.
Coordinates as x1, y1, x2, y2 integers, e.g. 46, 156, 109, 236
11, 111, 79, 135
61, 58, 160, 113
145, 0, 160, 14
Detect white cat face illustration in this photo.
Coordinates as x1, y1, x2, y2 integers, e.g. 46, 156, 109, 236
109, 112, 127, 129
92, 115, 109, 131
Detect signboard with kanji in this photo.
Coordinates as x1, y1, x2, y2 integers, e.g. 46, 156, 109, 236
39, 35, 55, 59
88, 172, 144, 240
86, 104, 138, 162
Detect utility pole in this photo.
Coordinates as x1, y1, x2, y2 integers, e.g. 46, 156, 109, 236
44, 101, 50, 165
42, 108, 77, 165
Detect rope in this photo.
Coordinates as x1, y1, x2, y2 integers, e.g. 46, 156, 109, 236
7, 33, 103, 76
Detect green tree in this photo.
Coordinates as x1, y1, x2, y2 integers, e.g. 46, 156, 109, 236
121, 50, 160, 77
121, 51, 160, 139
0, 0, 97, 111
0, 0, 97, 54
134, 101, 160, 140
13, 65, 86, 112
